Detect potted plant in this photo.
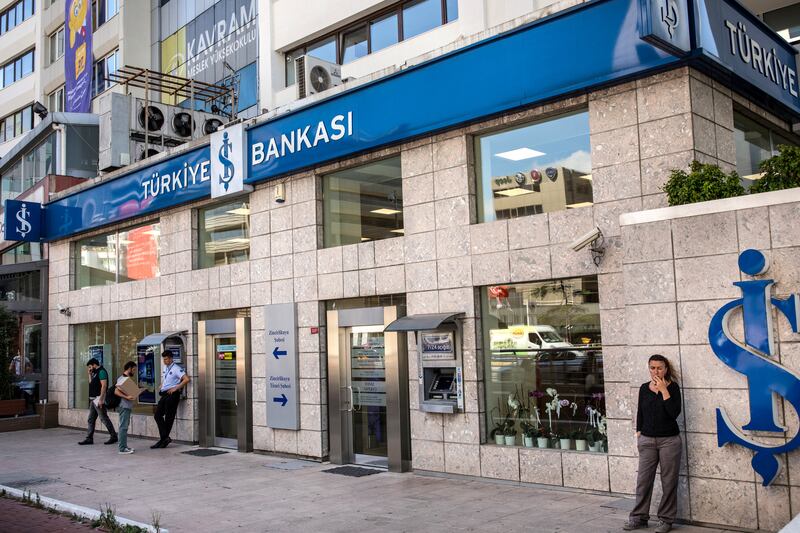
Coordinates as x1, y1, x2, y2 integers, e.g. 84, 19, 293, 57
574, 429, 589, 451
504, 426, 517, 446
0, 304, 24, 417
536, 428, 550, 448
490, 421, 506, 445
558, 431, 571, 450
520, 420, 535, 447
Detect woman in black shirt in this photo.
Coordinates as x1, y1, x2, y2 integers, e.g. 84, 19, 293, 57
623, 354, 682, 533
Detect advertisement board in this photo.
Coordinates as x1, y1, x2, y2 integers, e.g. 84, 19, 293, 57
65, 0, 93, 112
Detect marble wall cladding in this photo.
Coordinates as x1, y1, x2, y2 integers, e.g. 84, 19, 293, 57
519, 449, 563, 486
562, 452, 610, 491
480, 445, 520, 481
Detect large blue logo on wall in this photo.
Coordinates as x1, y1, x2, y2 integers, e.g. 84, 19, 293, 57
708, 249, 800, 486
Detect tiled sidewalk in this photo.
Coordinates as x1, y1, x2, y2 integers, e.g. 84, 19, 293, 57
0, 428, 739, 533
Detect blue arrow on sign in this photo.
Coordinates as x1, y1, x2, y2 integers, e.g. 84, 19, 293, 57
273, 393, 288, 407
273, 346, 287, 359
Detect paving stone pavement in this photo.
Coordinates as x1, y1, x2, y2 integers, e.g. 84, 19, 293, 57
0, 496, 96, 532
0, 428, 737, 533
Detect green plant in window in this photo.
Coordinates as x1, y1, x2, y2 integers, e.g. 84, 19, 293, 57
0, 304, 17, 400
749, 144, 800, 194
662, 160, 745, 206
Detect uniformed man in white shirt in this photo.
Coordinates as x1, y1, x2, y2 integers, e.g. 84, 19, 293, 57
151, 350, 190, 449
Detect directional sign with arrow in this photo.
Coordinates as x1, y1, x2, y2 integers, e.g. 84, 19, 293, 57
265, 303, 300, 430
273, 393, 288, 406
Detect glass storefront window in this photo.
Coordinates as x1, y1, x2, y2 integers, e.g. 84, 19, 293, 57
0, 270, 41, 304
475, 111, 593, 222
75, 222, 160, 288
482, 276, 606, 452
323, 157, 403, 247
198, 200, 250, 269
72, 317, 160, 408
734, 110, 796, 187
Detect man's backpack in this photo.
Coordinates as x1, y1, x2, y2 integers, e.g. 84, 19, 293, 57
105, 385, 122, 410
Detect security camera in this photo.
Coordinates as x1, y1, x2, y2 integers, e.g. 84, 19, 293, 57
570, 227, 603, 252
57, 303, 71, 316
274, 183, 286, 203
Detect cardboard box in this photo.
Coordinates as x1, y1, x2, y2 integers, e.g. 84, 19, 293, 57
116, 377, 146, 403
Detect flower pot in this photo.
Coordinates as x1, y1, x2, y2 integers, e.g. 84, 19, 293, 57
537, 437, 549, 448
494, 434, 505, 445
590, 441, 604, 452
559, 438, 572, 450
523, 436, 534, 447
504, 435, 516, 446
575, 439, 588, 451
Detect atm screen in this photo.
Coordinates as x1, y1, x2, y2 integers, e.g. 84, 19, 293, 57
431, 375, 454, 392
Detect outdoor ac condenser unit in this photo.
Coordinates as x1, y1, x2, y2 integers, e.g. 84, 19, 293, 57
295, 55, 342, 99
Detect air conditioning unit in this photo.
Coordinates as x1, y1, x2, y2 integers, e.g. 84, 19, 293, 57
131, 141, 161, 163
202, 116, 225, 136
170, 109, 195, 138
295, 55, 342, 99
131, 99, 169, 135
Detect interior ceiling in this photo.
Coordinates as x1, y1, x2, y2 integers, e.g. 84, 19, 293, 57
739, 0, 798, 16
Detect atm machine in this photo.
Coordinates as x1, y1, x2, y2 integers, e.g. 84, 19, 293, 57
135, 332, 187, 405
384, 313, 464, 414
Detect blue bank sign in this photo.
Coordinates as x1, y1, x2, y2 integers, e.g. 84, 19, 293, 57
27, 0, 799, 243
708, 250, 800, 487
695, 0, 800, 113
3, 200, 43, 242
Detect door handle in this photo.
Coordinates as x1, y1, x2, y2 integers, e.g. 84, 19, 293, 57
235, 386, 238, 407
353, 387, 361, 412
341, 386, 353, 412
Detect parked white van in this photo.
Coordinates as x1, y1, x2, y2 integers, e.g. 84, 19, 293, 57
489, 325, 574, 351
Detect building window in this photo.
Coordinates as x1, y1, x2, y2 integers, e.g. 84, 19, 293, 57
92, 0, 119, 30
48, 86, 64, 112
72, 317, 160, 408
0, 104, 34, 144
74, 222, 160, 289
734, 110, 797, 187
48, 26, 65, 64
198, 200, 250, 269
482, 276, 605, 451
1, 132, 55, 205
0, 49, 35, 90
763, 4, 800, 46
0, 0, 35, 36
1, 242, 43, 264
285, 0, 458, 86
93, 49, 119, 96
323, 156, 403, 247
475, 110, 592, 222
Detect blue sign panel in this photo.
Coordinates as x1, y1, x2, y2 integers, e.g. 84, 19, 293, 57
247, 0, 677, 183
708, 249, 800, 486
637, 0, 691, 55
3, 200, 43, 242
45, 0, 683, 240
46, 147, 211, 241
65, 0, 93, 113
695, 0, 800, 114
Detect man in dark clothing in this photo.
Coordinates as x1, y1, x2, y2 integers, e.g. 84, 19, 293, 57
78, 358, 117, 445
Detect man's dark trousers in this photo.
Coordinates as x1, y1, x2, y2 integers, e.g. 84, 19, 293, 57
154, 391, 181, 441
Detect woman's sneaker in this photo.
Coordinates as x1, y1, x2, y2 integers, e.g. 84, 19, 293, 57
655, 522, 672, 533
622, 519, 648, 530
118, 447, 134, 454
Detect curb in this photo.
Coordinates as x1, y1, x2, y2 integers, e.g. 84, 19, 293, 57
0, 484, 168, 533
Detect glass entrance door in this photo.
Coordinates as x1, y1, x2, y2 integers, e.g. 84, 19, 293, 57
214, 337, 237, 448
348, 326, 388, 468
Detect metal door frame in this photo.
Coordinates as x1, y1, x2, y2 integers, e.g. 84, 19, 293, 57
327, 306, 410, 472
197, 318, 252, 451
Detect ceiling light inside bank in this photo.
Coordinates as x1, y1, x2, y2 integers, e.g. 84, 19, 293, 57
495, 148, 545, 161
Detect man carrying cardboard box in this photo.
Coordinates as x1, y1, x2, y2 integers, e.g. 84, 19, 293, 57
114, 361, 143, 454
